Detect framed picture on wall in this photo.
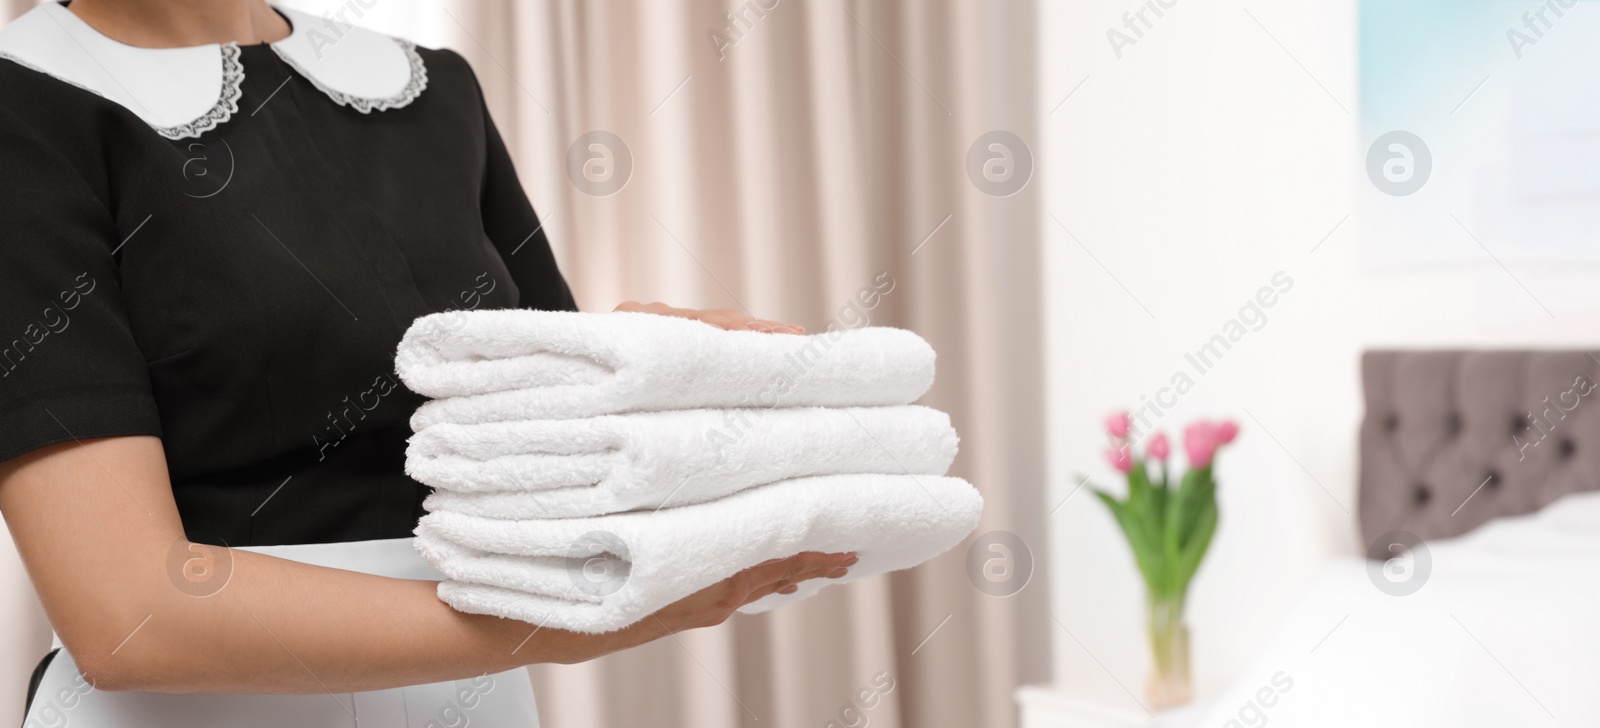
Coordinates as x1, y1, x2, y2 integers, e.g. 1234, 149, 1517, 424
1360, 0, 1600, 265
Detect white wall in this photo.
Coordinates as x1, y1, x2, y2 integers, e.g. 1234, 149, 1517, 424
1038, 0, 1600, 713
0, 525, 47, 723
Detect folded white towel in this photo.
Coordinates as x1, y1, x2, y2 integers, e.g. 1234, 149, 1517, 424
414, 474, 983, 633
413, 405, 957, 518
396, 310, 935, 427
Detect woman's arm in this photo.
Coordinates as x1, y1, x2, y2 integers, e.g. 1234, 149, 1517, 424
1, 435, 852, 694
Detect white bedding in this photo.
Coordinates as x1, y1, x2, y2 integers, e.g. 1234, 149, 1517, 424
1195, 490, 1600, 728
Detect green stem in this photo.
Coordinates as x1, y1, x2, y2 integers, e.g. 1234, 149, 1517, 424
1146, 594, 1192, 707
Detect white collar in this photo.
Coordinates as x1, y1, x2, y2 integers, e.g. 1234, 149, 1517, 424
0, 4, 427, 139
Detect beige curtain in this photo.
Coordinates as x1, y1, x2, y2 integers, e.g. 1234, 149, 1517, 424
440, 1, 1047, 726
0, 1, 1047, 725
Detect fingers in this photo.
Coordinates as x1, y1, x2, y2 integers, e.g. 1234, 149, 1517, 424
742, 578, 799, 605
740, 551, 852, 588
740, 560, 854, 606
612, 301, 805, 335
698, 309, 804, 335
651, 552, 860, 635
737, 318, 805, 335
735, 552, 857, 606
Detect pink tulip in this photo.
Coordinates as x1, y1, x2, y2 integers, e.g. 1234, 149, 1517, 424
1184, 421, 1218, 468
1216, 420, 1240, 445
1147, 432, 1170, 462
1105, 444, 1133, 473
1105, 410, 1132, 439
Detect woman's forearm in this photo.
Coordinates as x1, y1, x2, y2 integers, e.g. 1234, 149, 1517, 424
0, 436, 646, 693
3, 435, 846, 694
78, 547, 648, 694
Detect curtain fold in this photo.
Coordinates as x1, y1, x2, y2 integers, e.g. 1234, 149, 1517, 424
441, 2, 1047, 726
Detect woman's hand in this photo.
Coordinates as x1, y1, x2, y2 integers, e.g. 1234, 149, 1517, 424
614, 301, 805, 334
580, 550, 856, 661
651, 551, 856, 632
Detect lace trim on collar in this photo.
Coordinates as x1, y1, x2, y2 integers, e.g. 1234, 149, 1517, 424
0, 42, 244, 141
271, 38, 427, 114
154, 42, 244, 140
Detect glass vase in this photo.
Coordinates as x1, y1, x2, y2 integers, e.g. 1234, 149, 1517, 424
1145, 596, 1192, 710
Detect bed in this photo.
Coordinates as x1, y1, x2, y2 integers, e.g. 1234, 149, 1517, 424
1191, 350, 1600, 727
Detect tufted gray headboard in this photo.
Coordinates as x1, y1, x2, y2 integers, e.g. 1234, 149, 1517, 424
1359, 350, 1600, 546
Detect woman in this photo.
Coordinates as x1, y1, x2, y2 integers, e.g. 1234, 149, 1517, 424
0, 1, 853, 725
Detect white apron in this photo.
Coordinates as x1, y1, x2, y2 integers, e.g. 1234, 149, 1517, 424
21, 538, 540, 728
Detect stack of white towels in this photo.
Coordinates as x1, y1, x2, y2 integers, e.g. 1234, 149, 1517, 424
395, 309, 983, 634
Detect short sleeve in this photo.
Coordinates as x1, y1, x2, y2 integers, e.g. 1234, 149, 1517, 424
0, 106, 163, 464
461, 54, 578, 313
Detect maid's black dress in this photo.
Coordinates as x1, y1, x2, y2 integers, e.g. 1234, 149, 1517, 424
0, 3, 575, 549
